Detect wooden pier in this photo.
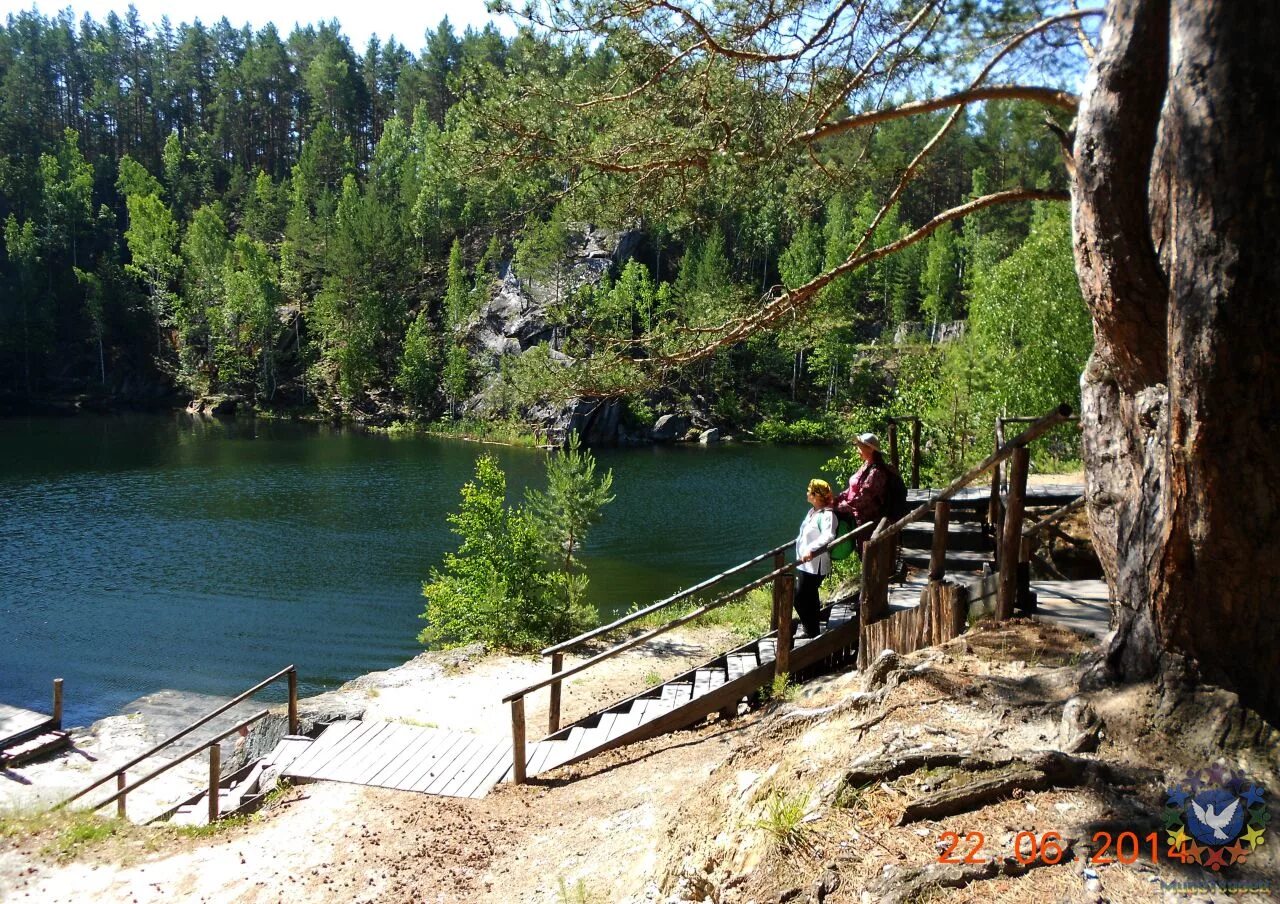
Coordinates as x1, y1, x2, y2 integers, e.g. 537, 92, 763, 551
0, 679, 70, 768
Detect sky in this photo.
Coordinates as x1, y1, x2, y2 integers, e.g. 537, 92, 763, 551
3, 1, 516, 50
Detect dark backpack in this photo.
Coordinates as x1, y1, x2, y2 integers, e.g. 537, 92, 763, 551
877, 461, 910, 522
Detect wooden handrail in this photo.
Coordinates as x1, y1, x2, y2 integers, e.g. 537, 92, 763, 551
1022, 495, 1086, 537
860, 403, 1073, 622
90, 709, 270, 813
870, 404, 1072, 548
506, 522, 872, 704
60, 665, 298, 809
542, 541, 792, 656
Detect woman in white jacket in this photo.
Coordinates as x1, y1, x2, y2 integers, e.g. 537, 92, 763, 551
794, 478, 837, 638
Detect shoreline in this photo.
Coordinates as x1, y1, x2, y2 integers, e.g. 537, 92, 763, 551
0, 623, 750, 823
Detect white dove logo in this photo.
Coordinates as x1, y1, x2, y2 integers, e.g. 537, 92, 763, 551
1191, 797, 1241, 842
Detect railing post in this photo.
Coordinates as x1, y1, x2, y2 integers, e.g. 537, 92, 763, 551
116, 773, 126, 820
770, 551, 786, 630
997, 446, 1030, 620
859, 518, 892, 624
775, 568, 793, 678
988, 419, 1004, 529
910, 418, 921, 489
929, 501, 951, 581
208, 744, 220, 824
287, 668, 298, 735
888, 421, 900, 472
548, 653, 564, 734
1017, 535, 1037, 613
52, 678, 63, 729
510, 698, 526, 785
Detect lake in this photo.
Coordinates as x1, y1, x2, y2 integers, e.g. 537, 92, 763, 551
0, 415, 840, 726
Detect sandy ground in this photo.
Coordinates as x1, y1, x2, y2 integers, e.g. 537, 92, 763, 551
0, 623, 755, 903
4, 617, 1278, 904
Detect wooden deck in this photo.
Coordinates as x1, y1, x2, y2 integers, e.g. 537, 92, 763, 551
0, 703, 53, 748
282, 721, 513, 799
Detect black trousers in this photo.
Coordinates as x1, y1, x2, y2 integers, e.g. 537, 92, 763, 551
794, 571, 825, 637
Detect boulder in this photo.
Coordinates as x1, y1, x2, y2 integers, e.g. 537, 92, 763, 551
698, 428, 721, 445
652, 414, 691, 442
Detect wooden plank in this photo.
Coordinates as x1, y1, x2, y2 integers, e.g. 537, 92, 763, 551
594, 712, 619, 738
422, 735, 492, 795
320, 722, 399, 784
403, 731, 475, 792
401, 732, 473, 792
660, 684, 679, 705
282, 720, 360, 778
453, 740, 514, 799
341, 723, 419, 785
670, 683, 692, 707
377, 728, 451, 789
364, 725, 437, 787
1, 730, 70, 767
0, 704, 55, 749
524, 739, 561, 777
310, 721, 394, 782
692, 669, 714, 699
605, 706, 645, 741
757, 639, 776, 665
387, 729, 462, 790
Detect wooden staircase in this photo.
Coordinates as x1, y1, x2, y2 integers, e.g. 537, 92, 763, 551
512, 597, 859, 780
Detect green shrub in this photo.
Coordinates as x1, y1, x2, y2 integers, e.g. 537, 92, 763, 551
420, 436, 613, 652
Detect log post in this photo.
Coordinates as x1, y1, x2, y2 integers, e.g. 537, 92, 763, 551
510, 698, 527, 785
988, 419, 1004, 529
929, 501, 951, 581
910, 418, 921, 489
997, 446, 1030, 620
116, 773, 126, 820
775, 570, 793, 678
770, 551, 786, 630
1017, 535, 1037, 613
859, 518, 892, 624
208, 743, 220, 824
548, 652, 564, 734
52, 678, 63, 729
888, 421, 900, 472
287, 668, 298, 736
950, 583, 969, 639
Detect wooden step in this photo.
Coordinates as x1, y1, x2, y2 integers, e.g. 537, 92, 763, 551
0, 730, 70, 767
900, 521, 992, 552
901, 549, 992, 571
726, 652, 757, 681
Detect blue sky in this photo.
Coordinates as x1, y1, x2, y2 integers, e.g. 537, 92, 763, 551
3, 1, 515, 50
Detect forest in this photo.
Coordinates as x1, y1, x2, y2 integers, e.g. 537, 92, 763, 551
0, 6, 1090, 473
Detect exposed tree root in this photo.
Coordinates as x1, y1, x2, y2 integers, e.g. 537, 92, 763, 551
864, 842, 1076, 904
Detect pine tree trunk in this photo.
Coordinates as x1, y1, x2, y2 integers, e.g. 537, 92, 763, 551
1074, 0, 1280, 725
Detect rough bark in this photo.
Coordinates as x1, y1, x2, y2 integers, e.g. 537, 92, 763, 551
1074, 0, 1280, 726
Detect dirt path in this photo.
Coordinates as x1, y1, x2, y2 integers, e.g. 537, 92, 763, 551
5, 614, 1277, 904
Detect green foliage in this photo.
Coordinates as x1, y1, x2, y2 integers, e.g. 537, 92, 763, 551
396, 309, 442, 410
524, 431, 615, 575
420, 437, 613, 651
754, 416, 838, 444
752, 790, 817, 856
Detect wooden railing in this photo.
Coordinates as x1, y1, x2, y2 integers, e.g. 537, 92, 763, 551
860, 404, 1075, 624
502, 521, 872, 783
59, 665, 299, 822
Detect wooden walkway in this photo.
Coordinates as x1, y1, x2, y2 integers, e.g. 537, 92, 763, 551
283, 721, 513, 799
0, 703, 52, 748
282, 598, 861, 796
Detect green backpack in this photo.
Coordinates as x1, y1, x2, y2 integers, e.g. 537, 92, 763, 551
829, 510, 857, 561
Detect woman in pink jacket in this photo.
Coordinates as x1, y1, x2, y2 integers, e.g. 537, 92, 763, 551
836, 433, 889, 556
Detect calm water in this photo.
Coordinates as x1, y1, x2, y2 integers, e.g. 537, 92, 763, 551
0, 415, 836, 726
